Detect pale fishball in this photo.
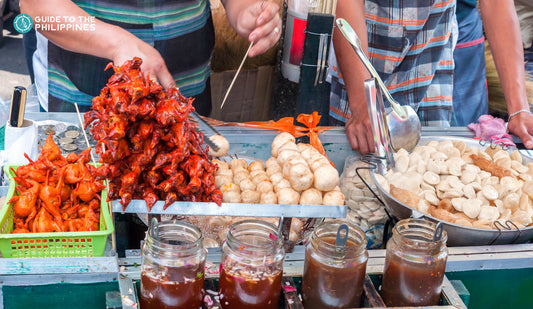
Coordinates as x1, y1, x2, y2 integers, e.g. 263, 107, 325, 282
310, 158, 330, 171
269, 172, 285, 185
221, 182, 240, 193
300, 147, 319, 161
323, 190, 345, 206
277, 187, 300, 204
223, 190, 241, 203
252, 173, 270, 185
260, 191, 278, 204
299, 188, 323, 205
277, 149, 300, 166
208, 135, 230, 157
256, 180, 274, 193
289, 163, 314, 191
215, 175, 233, 188
297, 143, 313, 153
231, 165, 248, 175
241, 189, 261, 203
229, 158, 248, 170
233, 170, 251, 184
274, 179, 292, 193
239, 178, 257, 191
248, 160, 265, 172
265, 157, 280, 169
216, 168, 233, 178
266, 164, 282, 177
271, 132, 296, 157
283, 157, 308, 178
314, 165, 340, 191
273, 141, 298, 157
250, 169, 268, 179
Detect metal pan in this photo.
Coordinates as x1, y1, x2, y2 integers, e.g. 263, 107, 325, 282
369, 136, 533, 246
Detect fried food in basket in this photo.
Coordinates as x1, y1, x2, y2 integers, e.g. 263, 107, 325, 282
9, 135, 105, 233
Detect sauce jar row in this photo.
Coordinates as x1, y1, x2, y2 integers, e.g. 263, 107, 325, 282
139, 217, 447, 308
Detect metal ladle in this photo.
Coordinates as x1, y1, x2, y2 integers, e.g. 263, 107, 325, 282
336, 18, 421, 152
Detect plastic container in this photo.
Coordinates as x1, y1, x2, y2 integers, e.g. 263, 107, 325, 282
140, 220, 207, 309
218, 219, 285, 309
381, 218, 448, 306
301, 219, 368, 309
0, 164, 114, 258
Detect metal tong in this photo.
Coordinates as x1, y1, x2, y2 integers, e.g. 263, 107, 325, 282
336, 18, 421, 152
189, 111, 222, 152
364, 79, 394, 172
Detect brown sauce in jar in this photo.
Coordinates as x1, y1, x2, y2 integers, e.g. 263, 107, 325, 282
139, 264, 204, 309
302, 237, 367, 309
380, 253, 446, 306
218, 266, 283, 309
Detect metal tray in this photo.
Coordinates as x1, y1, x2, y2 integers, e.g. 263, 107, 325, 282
369, 136, 533, 246
111, 200, 346, 218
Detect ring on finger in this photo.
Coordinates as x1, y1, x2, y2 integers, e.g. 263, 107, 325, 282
273, 27, 280, 35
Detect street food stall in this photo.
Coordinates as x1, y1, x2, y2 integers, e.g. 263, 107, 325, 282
1, 1, 533, 308
1, 107, 533, 308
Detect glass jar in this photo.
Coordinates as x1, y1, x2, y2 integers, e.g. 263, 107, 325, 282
301, 219, 368, 309
381, 218, 448, 306
140, 220, 207, 309
218, 219, 285, 309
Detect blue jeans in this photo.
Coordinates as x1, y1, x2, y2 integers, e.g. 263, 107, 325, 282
526, 44, 533, 76
452, 7, 488, 126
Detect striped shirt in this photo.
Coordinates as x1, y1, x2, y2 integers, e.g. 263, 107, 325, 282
34, 0, 214, 113
329, 0, 457, 127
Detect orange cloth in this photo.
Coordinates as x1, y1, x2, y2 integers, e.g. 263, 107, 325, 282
205, 112, 336, 166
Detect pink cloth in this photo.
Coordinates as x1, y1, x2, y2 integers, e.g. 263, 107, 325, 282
467, 114, 516, 147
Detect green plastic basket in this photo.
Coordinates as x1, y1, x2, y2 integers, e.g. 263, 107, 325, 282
0, 165, 114, 258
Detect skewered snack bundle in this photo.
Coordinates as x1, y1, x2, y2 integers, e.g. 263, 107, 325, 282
84, 58, 222, 210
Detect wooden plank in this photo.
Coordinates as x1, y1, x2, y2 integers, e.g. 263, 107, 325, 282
362, 273, 386, 308
118, 273, 139, 309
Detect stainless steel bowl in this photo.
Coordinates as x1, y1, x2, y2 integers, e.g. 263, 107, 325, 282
370, 136, 533, 246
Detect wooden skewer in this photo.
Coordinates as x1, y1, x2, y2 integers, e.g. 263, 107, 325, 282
74, 102, 116, 255
74, 103, 96, 165
220, 42, 253, 110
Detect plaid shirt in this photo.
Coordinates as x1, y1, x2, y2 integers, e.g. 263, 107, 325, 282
34, 0, 214, 113
329, 0, 457, 127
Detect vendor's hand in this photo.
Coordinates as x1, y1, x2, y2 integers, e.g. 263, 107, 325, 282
345, 112, 374, 154
236, 1, 282, 57
507, 112, 533, 149
112, 36, 176, 90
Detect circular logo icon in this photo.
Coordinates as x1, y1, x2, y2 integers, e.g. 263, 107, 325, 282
13, 14, 33, 34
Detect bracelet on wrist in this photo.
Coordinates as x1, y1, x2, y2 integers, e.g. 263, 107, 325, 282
508, 109, 531, 121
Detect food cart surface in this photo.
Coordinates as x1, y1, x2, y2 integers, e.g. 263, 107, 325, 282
1, 113, 531, 308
